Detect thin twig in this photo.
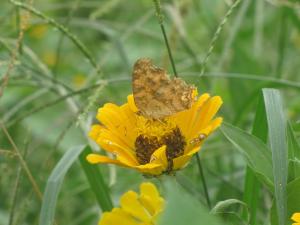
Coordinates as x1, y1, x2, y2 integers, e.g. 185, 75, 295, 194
0, 149, 17, 157
76, 81, 107, 125
0, 122, 43, 200
153, 0, 178, 77
7, 81, 106, 127
9, 0, 101, 76
0, 3, 29, 99
216, 0, 251, 71
21, 62, 74, 92
8, 137, 30, 225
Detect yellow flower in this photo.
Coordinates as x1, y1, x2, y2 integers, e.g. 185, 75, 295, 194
292, 212, 300, 225
99, 182, 164, 225
87, 92, 222, 175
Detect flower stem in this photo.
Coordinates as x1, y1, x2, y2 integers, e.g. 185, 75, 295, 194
196, 153, 211, 209
152, 0, 178, 77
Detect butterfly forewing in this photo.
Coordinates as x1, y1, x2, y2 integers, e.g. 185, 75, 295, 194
132, 58, 195, 119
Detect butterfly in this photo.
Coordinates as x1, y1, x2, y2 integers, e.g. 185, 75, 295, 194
132, 58, 196, 120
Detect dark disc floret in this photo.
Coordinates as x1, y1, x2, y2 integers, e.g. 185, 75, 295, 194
135, 126, 186, 173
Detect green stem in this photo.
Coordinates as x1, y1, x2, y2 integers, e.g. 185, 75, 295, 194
15, 4, 23, 54
152, 0, 178, 77
196, 153, 211, 209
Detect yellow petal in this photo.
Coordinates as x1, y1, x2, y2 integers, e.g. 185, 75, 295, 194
139, 195, 163, 222
89, 122, 138, 165
127, 94, 139, 112
183, 93, 211, 137
95, 133, 138, 166
135, 163, 164, 175
209, 117, 223, 132
189, 96, 223, 139
150, 145, 168, 167
139, 183, 164, 216
97, 103, 136, 149
173, 154, 192, 170
171, 93, 210, 137
140, 182, 160, 198
99, 208, 139, 225
185, 117, 222, 152
134, 146, 169, 175
172, 147, 199, 169
292, 213, 300, 222
120, 191, 151, 223
89, 124, 103, 140
86, 154, 128, 167
120, 103, 138, 137
98, 182, 165, 225
187, 146, 201, 156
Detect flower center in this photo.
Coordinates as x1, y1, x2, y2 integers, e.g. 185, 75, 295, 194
135, 126, 186, 172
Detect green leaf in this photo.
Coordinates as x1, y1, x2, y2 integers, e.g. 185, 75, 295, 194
242, 168, 259, 224
242, 92, 268, 225
39, 145, 86, 225
263, 88, 288, 225
211, 199, 250, 224
159, 179, 223, 225
287, 122, 300, 180
221, 122, 273, 189
79, 147, 113, 211
271, 177, 300, 225
292, 159, 300, 179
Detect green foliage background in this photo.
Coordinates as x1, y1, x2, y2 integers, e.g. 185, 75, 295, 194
1, 0, 300, 225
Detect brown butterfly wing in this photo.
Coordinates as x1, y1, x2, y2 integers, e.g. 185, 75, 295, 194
132, 58, 195, 119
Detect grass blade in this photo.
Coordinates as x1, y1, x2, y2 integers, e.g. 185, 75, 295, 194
271, 177, 300, 225
287, 122, 300, 180
79, 147, 113, 212
39, 145, 86, 225
263, 88, 288, 225
242, 168, 259, 224
242, 92, 268, 224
